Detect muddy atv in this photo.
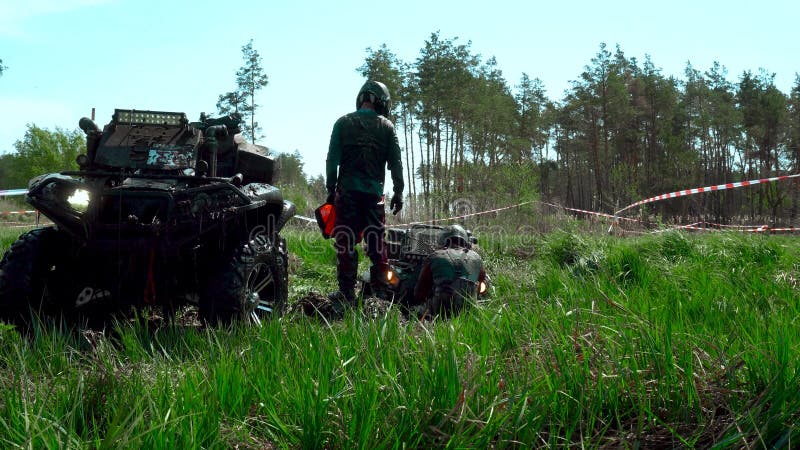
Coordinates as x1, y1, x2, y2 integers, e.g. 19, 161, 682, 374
360, 224, 489, 310
0, 109, 295, 328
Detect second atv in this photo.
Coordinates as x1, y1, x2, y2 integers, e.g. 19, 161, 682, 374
360, 224, 489, 312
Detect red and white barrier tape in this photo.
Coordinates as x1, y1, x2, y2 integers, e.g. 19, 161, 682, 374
292, 215, 316, 224
749, 227, 800, 233
0, 187, 33, 217
544, 201, 800, 235
394, 200, 537, 226
540, 201, 644, 224
695, 222, 762, 229
651, 222, 715, 233
387, 198, 800, 235
615, 173, 800, 216
651, 222, 800, 234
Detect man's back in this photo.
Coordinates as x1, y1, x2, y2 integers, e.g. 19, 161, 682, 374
327, 109, 402, 196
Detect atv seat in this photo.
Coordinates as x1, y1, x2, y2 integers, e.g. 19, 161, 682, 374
233, 135, 275, 185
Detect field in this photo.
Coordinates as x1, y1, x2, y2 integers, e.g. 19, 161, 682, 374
0, 223, 798, 448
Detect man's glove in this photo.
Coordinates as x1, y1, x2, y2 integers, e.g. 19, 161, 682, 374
325, 189, 336, 205
390, 193, 403, 215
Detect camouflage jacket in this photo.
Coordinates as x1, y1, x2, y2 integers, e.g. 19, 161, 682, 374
326, 109, 404, 197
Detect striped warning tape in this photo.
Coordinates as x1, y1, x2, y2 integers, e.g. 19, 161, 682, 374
395, 200, 537, 226
377, 198, 798, 235
540, 201, 644, 223
293, 201, 539, 230
696, 222, 763, 229
651, 222, 717, 234
292, 215, 316, 225
0, 187, 33, 218
651, 222, 800, 234
750, 227, 800, 233
543, 202, 800, 234
615, 173, 800, 216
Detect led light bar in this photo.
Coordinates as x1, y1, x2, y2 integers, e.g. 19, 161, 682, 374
114, 109, 187, 126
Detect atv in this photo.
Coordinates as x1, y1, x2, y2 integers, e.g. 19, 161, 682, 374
0, 109, 295, 328
360, 224, 489, 310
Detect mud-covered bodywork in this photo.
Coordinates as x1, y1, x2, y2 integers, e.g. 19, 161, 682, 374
0, 109, 295, 327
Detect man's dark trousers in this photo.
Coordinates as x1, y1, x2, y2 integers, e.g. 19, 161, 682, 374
332, 190, 388, 296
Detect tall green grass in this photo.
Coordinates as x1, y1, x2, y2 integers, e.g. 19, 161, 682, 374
0, 226, 798, 448
0, 227, 24, 251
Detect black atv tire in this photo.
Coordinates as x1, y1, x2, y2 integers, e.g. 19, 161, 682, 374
0, 227, 73, 328
199, 235, 288, 326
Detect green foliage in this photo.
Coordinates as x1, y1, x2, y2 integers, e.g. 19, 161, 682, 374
271, 151, 326, 217
0, 227, 21, 250
654, 230, 696, 262
274, 150, 306, 187
215, 90, 245, 117
544, 230, 590, 267
0, 125, 83, 189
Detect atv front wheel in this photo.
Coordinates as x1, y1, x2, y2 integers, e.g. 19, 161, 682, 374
0, 227, 73, 328
200, 235, 288, 326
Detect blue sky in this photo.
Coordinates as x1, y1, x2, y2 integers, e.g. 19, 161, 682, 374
1, 0, 798, 182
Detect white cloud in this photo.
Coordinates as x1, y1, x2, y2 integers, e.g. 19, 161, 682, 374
0, 0, 113, 37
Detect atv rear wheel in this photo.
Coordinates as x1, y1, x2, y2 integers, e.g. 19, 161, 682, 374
200, 235, 288, 326
0, 227, 73, 328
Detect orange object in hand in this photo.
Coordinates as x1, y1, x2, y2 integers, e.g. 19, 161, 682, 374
314, 203, 336, 239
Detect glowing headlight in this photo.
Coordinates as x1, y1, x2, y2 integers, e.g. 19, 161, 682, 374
386, 269, 400, 286
479, 281, 488, 295
67, 189, 91, 211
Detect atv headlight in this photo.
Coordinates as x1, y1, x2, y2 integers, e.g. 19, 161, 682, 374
67, 188, 91, 212
386, 269, 400, 286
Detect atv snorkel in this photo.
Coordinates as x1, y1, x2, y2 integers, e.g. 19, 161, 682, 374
203, 125, 228, 178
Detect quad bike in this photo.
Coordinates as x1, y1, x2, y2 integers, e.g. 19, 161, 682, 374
0, 109, 295, 328
359, 224, 489, 311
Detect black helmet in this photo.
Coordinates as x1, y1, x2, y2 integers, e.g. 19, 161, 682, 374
438, 224, 470, 248
356, 80, 391, 116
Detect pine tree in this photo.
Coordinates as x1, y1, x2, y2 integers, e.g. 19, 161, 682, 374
217, 40, 269, 144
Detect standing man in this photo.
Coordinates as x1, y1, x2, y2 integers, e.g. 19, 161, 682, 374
326, 80, 404, 309
413, 225, 486, 318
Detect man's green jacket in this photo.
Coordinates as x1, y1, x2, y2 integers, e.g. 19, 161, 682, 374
326, 109, 404, 197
